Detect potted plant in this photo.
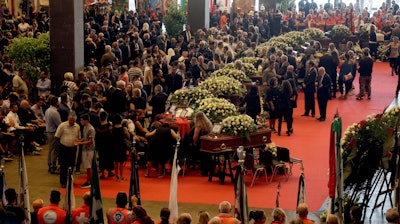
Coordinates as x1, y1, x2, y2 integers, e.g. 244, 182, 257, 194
163, 1, 187, 38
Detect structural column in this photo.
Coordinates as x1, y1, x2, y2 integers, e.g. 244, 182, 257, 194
187, 0, 210, 31
49, 0, 84, 93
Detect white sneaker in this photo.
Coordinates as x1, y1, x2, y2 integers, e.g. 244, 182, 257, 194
33, 142, 40, 147
35, 147, 43, 151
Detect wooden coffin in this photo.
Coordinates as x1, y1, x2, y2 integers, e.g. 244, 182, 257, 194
200, 128, 272, 152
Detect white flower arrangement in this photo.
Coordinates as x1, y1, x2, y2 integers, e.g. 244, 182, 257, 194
198, 75, 246, 97
303, 28, 325, 40
224, 62, 258, 77
210, 68, 250, 83
171, 88, 212, 109
266, 142, 277, 158
257, 29, 325, 52
331, 25, 352, 39
197, 97, 238, 123
221, 114, 257, 137
240, 57, 268, 67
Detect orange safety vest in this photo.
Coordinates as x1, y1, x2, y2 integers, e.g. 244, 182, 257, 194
71, 204, 90, 224
37, 204, 67, 224
217, 214, 241, 224
107, 207, 132, 224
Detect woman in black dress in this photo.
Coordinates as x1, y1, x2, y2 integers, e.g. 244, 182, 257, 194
96, 111, 114, 179
266, 77, 280, 132
277, 80, 293, 136
111, 114, 130, 181
145, 122, 178, 178
239, 86, 261, 122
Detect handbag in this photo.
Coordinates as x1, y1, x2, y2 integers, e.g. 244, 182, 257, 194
344, 72, 353, 81
386, 46, 391, 57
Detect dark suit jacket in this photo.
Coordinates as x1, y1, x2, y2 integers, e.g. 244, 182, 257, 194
304, 68, 317, 93
317, 74, 331, 99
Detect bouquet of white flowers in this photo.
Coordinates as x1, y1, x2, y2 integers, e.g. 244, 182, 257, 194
331, 25, 352, 39
221, 114, 257, 138
266, 142, 277, 158
303, 28, 325, 40
197, 97, 238, 123
171, 88, 212, 108
198, 75, 245, 96
210, 68, 250, 83
224, 62, 258, 76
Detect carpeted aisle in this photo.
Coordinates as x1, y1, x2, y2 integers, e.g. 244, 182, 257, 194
70, 62, 396, 212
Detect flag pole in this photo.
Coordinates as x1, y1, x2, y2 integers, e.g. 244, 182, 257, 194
276, 181, 280, 208
169, 133, 181, 224
129, 137, 141, 209
18, 134, 31, 224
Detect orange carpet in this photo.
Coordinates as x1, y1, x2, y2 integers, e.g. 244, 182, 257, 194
68, 62, 396, 212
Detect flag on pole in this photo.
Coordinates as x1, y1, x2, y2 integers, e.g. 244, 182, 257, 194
0, 166, 6, 205
234, 146, 248, 224
169, 139, 181, 224
19, 148, 31, 223
328, 115, 344, 222
275, 181, 280, 208
129, 139, 141, 209
89, 149, 104, 224
64, 167, 76, 224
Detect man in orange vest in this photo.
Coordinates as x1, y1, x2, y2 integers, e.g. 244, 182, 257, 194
37, 190, 66, 224
71, 192, 90, 224
217, 201, 241, 224
297, 203, 316, 224
106, 192, 134, 224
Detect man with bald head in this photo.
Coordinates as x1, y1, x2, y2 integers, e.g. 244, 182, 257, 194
386, 208, 400, 224
297, 203, 315, 224
217, 201, 241, 224
71, 192, 90, 224
326, 214, 339, 224
316, 67, 331, 121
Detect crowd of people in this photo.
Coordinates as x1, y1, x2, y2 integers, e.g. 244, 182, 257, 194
0, 187, 344, 224
0, 0, 398, 223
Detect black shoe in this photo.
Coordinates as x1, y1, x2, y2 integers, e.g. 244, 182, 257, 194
286, 131, 291, 136
319, 118, 326, 121
317, 117, 323, 121
311, 114, 315, 117
301, 114, 309, 116
100, 175, 106, 180
289, 128, 293, 133
108, 172, 115, 178
80, 182, 91, 188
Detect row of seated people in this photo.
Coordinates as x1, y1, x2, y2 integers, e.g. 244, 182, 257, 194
0, 92, 46, 161
2, 187, 353, 224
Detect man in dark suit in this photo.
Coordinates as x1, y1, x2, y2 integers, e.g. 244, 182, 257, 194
318, 52, 337, 98
181, 24, 192, 43
358, 48, 374, 99
149, 84, 168, 122
165, 64, 183, 94
316, 67, 331, 121
301, 60, 317, 117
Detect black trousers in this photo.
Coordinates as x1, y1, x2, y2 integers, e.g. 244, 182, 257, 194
317, 96, 328, 118
59, 144, 76, 185
304, 91, 315, 115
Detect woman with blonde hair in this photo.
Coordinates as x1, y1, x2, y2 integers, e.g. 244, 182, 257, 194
271, 208, 287, 224
198, 211, 210, 224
